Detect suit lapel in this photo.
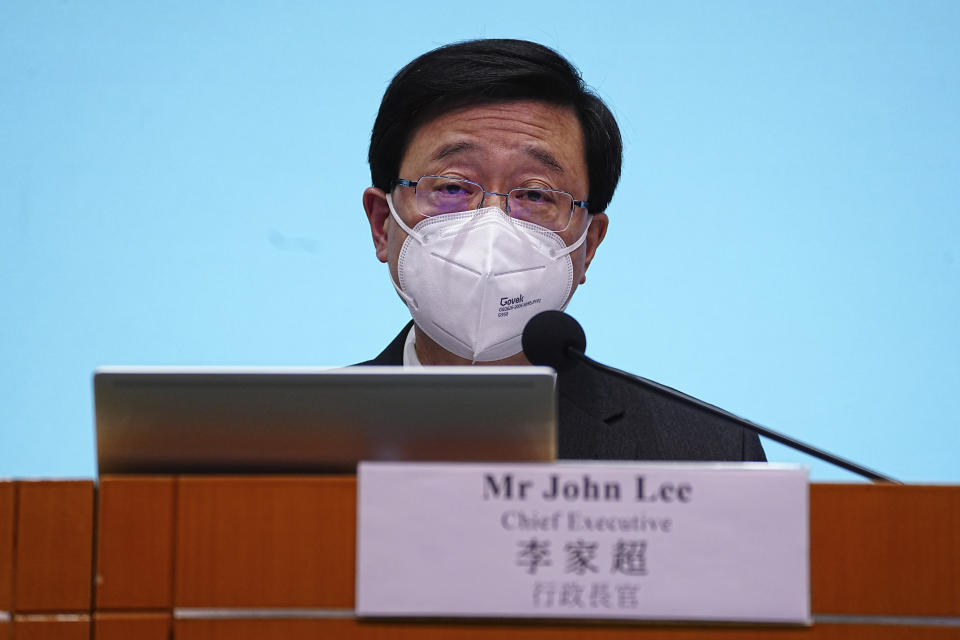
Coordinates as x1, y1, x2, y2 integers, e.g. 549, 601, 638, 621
359, 322, 412, 366
556, 362, 632, 459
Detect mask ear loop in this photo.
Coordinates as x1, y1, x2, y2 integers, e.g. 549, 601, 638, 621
548, 215, 593, 260
386, 193, 423, 243
384, 193, 419, 310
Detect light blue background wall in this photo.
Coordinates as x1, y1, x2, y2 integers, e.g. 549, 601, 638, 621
2, 1, 957, 482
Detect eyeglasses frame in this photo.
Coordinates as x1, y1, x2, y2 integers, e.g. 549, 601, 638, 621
391, 175, 590, 232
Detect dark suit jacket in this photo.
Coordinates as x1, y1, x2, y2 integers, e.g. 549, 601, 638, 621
359, 323, 766, 462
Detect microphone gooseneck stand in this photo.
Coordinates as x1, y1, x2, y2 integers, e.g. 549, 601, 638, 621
521, 310, 900, 484
565, 347, 899, 484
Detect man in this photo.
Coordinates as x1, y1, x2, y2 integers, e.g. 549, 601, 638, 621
361, 39, 765, 462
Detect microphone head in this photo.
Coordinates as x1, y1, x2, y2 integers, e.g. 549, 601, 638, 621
521, 310, 586, 372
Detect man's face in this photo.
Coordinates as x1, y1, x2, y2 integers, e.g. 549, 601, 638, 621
364, 100, 609, 363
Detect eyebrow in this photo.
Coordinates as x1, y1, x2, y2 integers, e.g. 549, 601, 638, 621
524, 146, 564, 173
432, 142, 476, 161
430, 142, 565, 174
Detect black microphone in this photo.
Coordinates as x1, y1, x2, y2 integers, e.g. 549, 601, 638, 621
522, 310, 586, 373
522, 310, 899, 483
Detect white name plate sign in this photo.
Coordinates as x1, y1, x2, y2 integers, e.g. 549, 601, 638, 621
356, 462, 809, 624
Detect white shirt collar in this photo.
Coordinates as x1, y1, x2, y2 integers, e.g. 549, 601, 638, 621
402, 324, 423, 367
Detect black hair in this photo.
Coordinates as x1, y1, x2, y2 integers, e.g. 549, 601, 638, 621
368, 39, 622, 214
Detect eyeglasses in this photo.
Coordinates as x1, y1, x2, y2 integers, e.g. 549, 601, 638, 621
391, 175, 589, 232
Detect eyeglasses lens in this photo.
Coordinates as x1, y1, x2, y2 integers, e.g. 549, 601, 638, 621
416, 176, 481, 216
508, 188, 573, 231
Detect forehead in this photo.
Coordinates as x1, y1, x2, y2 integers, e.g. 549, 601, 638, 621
399, 101, 587, 185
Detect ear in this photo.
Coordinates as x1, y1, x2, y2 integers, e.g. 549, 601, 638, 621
580, 213, 610, 284
580, 212, 608, 284
363, 187, 391, 263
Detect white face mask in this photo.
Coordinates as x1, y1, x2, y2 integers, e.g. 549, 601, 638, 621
386, 194, 591, 363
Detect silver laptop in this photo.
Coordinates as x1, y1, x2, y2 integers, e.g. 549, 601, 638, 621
94, 366, 557, 474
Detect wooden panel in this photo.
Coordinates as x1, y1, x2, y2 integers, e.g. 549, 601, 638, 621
175, 476, 355, 607
169, 479, 958, 615
13, 615, 89, 640
93, 612, 170, 640
14, 481, 94, 612
95, 476, 175, 609
174, 618, 960, 640
0, 619, 9, 640
810, 484, 960, 616
0, 482, 13, 611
